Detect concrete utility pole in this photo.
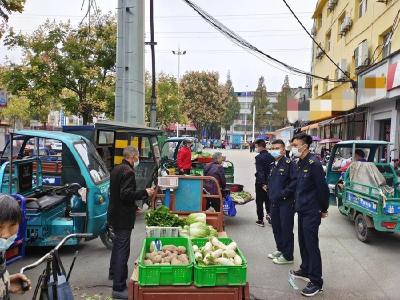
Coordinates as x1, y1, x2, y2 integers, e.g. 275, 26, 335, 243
244, 86, 248, 143
148, 0, 157, 128
115, 0, 145, 125
252, 104, 255, 141
172, 48, 186, 137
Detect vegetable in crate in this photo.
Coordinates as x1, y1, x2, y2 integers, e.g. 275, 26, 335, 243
145, 206, 185, 227
185, 212, 206, 225
144, 244, 189, 266
192, 238, 243, 266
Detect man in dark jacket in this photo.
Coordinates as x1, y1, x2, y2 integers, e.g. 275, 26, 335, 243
108, 146, 154, 299
267, 139, 297, 265
290, 133, 329, 297
204, 152, 226, 212
254, 139, 274, 227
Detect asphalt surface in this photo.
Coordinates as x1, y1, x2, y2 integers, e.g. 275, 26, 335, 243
8, 149, 400, 300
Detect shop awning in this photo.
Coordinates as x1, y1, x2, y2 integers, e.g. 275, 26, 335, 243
300, 123, 319, 131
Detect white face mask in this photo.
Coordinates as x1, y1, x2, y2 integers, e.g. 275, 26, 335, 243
270, 150, 282, 159
292, 145, 305, 158
0, 234, 17, 252
134, 158, 140, 168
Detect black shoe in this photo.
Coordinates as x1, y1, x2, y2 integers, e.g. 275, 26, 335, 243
266, 214, 272, 224
289, 269, 309, 281
301, 282, 323, 297
256, 220, 265, 227
112, 288, 128, 299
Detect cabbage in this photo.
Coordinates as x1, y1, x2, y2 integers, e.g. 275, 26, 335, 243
189, 222, 210, 238
208, 226, 218, 237
185, 213, 206, 225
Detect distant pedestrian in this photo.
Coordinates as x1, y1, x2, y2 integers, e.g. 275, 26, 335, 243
177, 139, 193, 175
290, 133, 329, 297
254, 139, 274, 226
249, 141, 253, 153
267, 139, 297, 265
108, 146, 154, 299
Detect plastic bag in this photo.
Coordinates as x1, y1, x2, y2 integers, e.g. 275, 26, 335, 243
223, 194, 237, 217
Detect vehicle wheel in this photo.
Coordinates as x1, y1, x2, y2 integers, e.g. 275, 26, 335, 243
355, 214, 369, 242
100, 225, 114, 250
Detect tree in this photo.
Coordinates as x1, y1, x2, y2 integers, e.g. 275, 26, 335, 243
0, 0, 25, 38
180, 71, 227, 138
3, 13, 117, 124
251, 76, 272, 132
277, 75, 292, 126
1, 95, 30, 129
221, 73, 240, 132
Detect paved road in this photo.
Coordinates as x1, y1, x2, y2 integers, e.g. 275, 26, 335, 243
9, 150, 400, 299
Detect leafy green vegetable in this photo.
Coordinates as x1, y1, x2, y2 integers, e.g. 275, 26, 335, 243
145, 206, 185, 227
185, 213, 206, 225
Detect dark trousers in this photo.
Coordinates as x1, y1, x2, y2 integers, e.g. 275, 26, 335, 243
271, 201, 294, 260
298, 212, 323, 287
255, 184, 270, 220
109, 228, 132, 291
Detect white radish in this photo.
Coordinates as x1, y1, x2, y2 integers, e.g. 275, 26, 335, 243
211, 249, 224, 259
192, 245, 199, 252
203, 242, 213, 252
215, 257, 235, 266
194, 252, 203, 262
226, 242, 237, 251
223, 249, 236, 258
211, 237, 226, 250
234, 255, 242, 266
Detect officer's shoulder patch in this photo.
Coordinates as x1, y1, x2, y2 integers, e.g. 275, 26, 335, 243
285, 159, 291, 164
270, 161, 275, 165
309, 159, 314, 164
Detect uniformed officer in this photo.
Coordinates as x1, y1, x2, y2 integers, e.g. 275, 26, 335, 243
254, 139, 274, 227
289, 133, 329, 297
267, 139, 297, 265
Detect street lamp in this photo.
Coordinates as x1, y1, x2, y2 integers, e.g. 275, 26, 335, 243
172, 48, 187, 81
172, 48, 186, 137
266, 111, 273, 133
244, 85, 248, 143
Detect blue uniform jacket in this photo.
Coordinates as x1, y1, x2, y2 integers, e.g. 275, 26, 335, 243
268, 157, 297, 204
255, 150, 274, 186
295, 152, 330, 213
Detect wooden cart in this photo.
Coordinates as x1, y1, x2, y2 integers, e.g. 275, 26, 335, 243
151, 175, 225, 232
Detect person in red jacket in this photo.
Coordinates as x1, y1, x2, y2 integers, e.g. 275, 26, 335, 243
177, 139, 193, 175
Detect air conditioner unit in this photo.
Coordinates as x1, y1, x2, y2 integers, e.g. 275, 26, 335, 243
316, 47, 324, 59
311, 24, 317, 36
328, 0, 338, 10
337, 59, 348, 79
356, 41, 369, 68
343, 16, 353, 31
339, 22, 347, 36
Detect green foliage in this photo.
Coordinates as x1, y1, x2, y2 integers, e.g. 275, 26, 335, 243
277, 75, 292, 126
221, 73, 240, 131
180, 71, 227, 136
145, 206, 185, 227
1, 95, 30, 128
2, 12, 116, 124
251, 76, 272, 131
0, 0, 25, 38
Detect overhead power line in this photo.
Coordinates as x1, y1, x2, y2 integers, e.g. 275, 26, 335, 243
181, 0, 346, 83
281, 0, 353, 84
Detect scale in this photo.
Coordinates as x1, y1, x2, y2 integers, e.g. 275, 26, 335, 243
157, 176, 179, 207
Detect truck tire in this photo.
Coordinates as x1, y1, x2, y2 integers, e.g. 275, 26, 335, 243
355, 214, 369, 242
100, 225, 114, 250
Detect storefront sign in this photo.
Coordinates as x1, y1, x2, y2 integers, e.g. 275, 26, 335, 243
387, 57, 400, 91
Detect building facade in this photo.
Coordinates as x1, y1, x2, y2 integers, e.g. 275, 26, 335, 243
308, 0, 400, 145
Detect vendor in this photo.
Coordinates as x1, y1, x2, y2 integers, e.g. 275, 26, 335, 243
0, 195, 31, 299
204, 152, 226, 212
177, 139, 193, 175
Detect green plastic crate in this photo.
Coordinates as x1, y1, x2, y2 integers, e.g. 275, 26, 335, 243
138, 237, 194, 286
191, 238, 247, 287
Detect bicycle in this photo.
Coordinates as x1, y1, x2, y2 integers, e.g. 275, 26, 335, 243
20, 233, 93, 300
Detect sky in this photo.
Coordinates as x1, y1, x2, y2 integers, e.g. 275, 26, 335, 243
0, 0, 317, 93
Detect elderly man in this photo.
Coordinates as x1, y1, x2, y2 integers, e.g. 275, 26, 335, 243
108, 146, 154, 299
